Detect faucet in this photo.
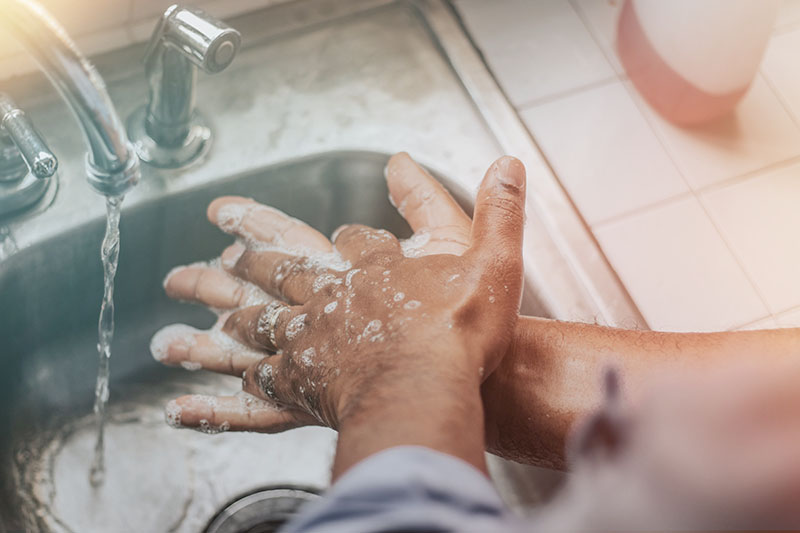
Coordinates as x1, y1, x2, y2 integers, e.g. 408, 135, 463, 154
0, 0, 139, 199
0, 93, 57, 215
127, 5, 241, 169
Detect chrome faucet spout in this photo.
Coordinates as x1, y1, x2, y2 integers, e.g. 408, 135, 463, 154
0, 0, 139, 197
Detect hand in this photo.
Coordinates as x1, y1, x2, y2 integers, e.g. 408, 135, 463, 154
154, 154, 527, 471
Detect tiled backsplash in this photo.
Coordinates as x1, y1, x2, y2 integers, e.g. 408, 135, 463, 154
0, 0, 290, 81
456, 0, 800, 332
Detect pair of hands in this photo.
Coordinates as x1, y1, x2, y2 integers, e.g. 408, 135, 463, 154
153, 152, 527, 471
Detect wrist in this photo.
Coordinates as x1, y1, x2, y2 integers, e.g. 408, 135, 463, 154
332, 351, 487, 479
481, 316, 534, 454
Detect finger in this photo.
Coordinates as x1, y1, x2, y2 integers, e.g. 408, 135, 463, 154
207, 196, 333, 252
164, 261, 269, 310
467, 156, 527, 260
332, 224, 402, 265
223, 243, 340, 304
242, 354, 296, 406
165, 393, 316, 433
385, 152, 471, 234
222, 303, 306, 352
150, 323, 264, 376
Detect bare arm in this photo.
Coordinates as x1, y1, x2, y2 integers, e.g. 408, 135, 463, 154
483, 318, 800, 469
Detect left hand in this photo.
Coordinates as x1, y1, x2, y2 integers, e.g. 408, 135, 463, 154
154, 154, 526, 438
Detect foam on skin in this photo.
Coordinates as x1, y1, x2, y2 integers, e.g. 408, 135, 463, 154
149, 324, 199, 362
285, 313, 307, 341
164, 400, 182, 428
401, 231, 431, 258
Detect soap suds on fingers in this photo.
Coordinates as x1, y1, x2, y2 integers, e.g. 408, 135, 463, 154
285, 313, 308, 341
401, 231, 430, 258
165, 400, 182, 428
150, 324, 200, 363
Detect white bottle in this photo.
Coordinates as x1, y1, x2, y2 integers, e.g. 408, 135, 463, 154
617, 0, 781, 125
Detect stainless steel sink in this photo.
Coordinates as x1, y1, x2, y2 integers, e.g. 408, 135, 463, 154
0, 151, 479, 532
0, 0, 640, 530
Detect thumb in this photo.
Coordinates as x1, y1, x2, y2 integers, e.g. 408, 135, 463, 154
468, 156, 526, 258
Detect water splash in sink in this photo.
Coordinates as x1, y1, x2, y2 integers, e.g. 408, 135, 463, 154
89, 196, 123, 487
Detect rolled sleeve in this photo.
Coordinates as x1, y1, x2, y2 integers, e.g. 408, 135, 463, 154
281, 446, 525, 533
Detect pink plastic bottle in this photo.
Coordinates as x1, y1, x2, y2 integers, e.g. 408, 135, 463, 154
618, 0, 780, 126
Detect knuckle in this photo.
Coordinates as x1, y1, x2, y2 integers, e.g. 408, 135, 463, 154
483, 195, 524, 223
232, 251, 252, 276
409, 181, 437, 207
232, 284, 247, 307
335, 224, 370, 247
271, 256, 307, 296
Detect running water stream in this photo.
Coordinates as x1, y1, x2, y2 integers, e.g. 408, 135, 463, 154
89, 196, 124, 487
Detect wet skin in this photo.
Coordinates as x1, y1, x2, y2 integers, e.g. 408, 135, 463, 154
155, 153, 527, 476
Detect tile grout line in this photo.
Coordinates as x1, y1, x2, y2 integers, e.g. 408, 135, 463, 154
611, 61, 776, 322
759, 68, 800, 131
569, 0, 625, 75
774, 303, 800, 321
698, 153, 800, 196
514, 75, 620, 111
694, 193, 776, 317
673, 72, 800, 321
594, 145, 800, 226
731, 314, 775, 331
514, 0, 621, 112
591, 190, 695, 229
480, 0, 783, 329
567, 0, 773, 329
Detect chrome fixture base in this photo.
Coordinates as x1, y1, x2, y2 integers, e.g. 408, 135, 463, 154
84, 143, 141, 197
127, 107, 212, 169
129, 5, 239, 170
0, 93, 58, 217
0, 170, 56, 218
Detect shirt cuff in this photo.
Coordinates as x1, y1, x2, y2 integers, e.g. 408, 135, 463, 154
281, 445, 521, 533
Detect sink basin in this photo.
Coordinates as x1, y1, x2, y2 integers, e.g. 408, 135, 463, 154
0, 0, 639, 530
0, 151, 491, 532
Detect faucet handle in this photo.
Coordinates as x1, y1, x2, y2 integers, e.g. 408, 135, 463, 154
147, 5, 241, 74
0, 93, 58, 180
128, 5, 241, 169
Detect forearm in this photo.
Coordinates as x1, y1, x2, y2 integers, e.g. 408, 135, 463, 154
334, 361, 487, 480
483, 317, 800, 469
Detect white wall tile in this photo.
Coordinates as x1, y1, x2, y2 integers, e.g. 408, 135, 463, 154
454, 0, 614, 106
627, 76, 800, 189
763, 28, 800, 122
775, 306, 800, 327
736, 315, 779, 330
594, 196, 768, 332
520, 81, 688, 224
774, 0, 800, 32
571, 0, 624, 74
702, 163, 800, 314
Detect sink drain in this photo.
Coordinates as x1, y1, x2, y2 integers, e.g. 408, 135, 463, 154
205, 486, 320, 533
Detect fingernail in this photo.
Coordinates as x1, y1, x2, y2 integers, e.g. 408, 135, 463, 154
216, 203, 251, 232
221, 242, 246, 269
331, 224, 349, 242
150, 324, 197, 362
494, 157, 525, 188
162, 264, 185, 290
165, 400, 183, 428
